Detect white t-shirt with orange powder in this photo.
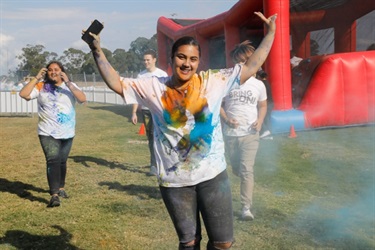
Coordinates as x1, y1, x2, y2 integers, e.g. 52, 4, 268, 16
121, 65, 242, 187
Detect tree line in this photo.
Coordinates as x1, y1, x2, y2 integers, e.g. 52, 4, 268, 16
12, 34, 158, 79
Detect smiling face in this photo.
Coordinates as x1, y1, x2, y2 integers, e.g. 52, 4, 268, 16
171, 44, 200, 87
46, 63, 63, 84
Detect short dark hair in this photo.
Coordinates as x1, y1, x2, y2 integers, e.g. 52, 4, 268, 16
144, 49, 157, 58
171, 36, 201, 59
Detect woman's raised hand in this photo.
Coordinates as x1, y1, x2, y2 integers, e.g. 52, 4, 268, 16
254, 12, 277, 33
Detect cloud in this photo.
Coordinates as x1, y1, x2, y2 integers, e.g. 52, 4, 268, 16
0, 33, 18, 75
1, 7, 87, 21
0, 1, 236, 74
0, 33, 14, 45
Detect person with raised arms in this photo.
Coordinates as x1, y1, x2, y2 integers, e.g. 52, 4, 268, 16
82, 12, 276, 249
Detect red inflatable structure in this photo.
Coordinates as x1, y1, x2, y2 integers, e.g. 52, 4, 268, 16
299, 52, 375, 128
157, 0, 375, 133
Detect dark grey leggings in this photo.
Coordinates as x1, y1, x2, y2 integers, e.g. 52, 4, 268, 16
160, 170, 234, 249
141, 109, 156, 167
39, 135, 73, 195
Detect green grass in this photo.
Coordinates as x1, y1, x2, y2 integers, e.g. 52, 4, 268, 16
0, 103, 374, 250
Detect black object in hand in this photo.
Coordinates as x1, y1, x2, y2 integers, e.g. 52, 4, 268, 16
81, 19, 104, 44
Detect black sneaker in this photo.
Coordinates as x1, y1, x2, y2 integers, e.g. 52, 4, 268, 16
47, 195, 60, 208
58, 190, 69, 198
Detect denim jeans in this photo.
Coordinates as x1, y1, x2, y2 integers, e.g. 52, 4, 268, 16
39, 135, 73, 195
160, 170, 233, 249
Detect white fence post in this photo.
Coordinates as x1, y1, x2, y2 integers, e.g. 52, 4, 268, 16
0, 91, 37, 116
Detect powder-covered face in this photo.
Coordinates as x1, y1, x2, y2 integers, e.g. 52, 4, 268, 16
171, 44, 200, 87
46, 63, 63, 84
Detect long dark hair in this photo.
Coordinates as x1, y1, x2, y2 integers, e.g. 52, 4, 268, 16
171, 36, 201, 59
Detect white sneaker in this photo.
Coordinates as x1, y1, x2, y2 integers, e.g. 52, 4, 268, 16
241, 207, 254, 220
149, 166, 157, 176
260, 130, 271, 138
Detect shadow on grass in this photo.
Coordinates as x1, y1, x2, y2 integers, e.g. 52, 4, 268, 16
69, 155, 148, 175
0, 225, 81, 250
99, 181, 162, 200
0, 178, 49, 205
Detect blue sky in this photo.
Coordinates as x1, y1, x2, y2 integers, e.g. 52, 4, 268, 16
0, 0, 238, 75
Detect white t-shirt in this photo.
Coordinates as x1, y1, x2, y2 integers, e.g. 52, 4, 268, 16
137, 68, 168, 111
29, 81, 80, 139
137, 68, 168, 78
121, 65, 242, 187
222, 76, 267, 137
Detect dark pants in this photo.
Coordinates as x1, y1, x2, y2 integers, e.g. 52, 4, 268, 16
160, 170, 234, 249
141, 109, 156, 167
39, 135, 73, 195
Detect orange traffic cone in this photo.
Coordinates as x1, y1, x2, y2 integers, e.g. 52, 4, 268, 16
288, 125, 297, 138
138, 124, 146, 135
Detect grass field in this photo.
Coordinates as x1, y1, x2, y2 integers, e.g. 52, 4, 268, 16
0, 103, 374, 250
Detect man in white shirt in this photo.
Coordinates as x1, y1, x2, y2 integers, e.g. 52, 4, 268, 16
131, 50, 168, 176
